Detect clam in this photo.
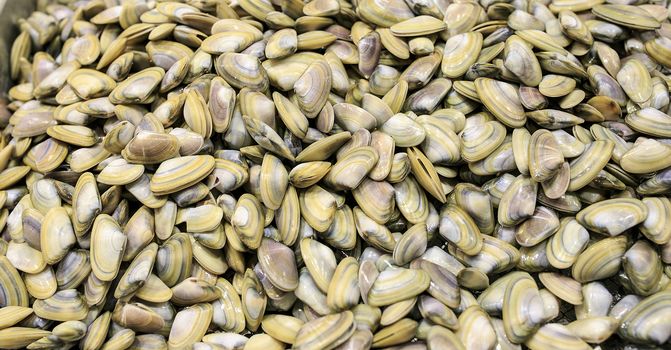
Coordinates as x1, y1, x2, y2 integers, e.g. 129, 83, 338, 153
295, 59, 331, 118
90, 214, 126, 282
576, 198, 647, 236
525, 323, 591, 350
457, 306, 498, 349
503, 272, 545, 343
367, 268, 430, 307
442, 33, 483, 79
572, 236, 628, 283
546, 217, 589, 269
618, 291, 671, 345
167, 303, 212, 349
475, 78, 526, 128
326, 257, 360, 311
504, 35, 542, 86
294, 311, 354, 350
150, 155, 214, 196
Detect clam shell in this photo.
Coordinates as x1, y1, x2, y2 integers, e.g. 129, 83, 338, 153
576, 198, 647, 236
294, 311, 354, 350
33, 289, 88, 321
475, 78, 526, 128
524, 323, 591, 350
618, 291, 671, 345
572, 236, 628, 283
295, 59, 331, 118
167, 303, 213, 349
367, 268, 430, 307
457, 306, 498, 350
498, 175, 537, 226
151, 155, 215, 196
326, 257, 360, 311
441, 33, 483, 79
232, 194, 264, 250
258, 238, 298, 292
90, 215, 126, 282
546, 217, 589, 269
502, 272, 544, 343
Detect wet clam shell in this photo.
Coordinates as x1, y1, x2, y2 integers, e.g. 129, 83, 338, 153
0, 327, 52, 349
623, 240, 664, 296
109, 67, 164, 104
439, 204, 483, 256
621, 139, 671, 174
528, 130, 564, 182
323, 146, 378, 191
97, 159, 144, 186
326, 257, 360, 312
201, 32, 258, 55
294, 311, 355, 350
295, 59, 331, 118
576, 198, 647, 236
66, 69, 116, 100
502, 272, 544, 343
40, 206, 76, 265
640, 197, 671, 245
475, 78, 526, 128
322, 204, 357, 251
257, 238, 298, 292
135, 274, 173, 303
298, 186, 338, 234
546, 217, 589, 269
90, 214, 126, 282
457, 305, 498, 349
0, 306, 33, 329
116, 242, 158, 297
525, 323, 591, 350
626, 108, 671, 139
572, 235, 628, 283
260, 315, 302, 345
504, 35, 542, 87
539, 272, 583, 305
568, 140, 614, 192
372, 318, 418, 347
215, 53, 268, 92
617, 58, 652, 104
33, 289, 88, 321
231, 194, 264, 250
515, 206, 560, 247
592, 4, 661, 30
259, 154, 288, 211
167, 303, 213, 349
300, 238, 336, 294
122, 131, 180, 165
393, 224, 428, 266
441, 33, 483, 79
498, 175, 537, 226
618, 291, 671, 345
391, 16, 446, 37
367, 268, 430, 307
170, 277, 220, 306
0, 254, 28, 307
566, 316, 618, 344
150, 155, 215, 196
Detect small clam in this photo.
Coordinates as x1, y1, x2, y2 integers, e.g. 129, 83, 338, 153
572, 236, 628, 283
576, 198, 647, 236
475, 78, 526, 128
90, 214, 126, 282
367, 268, 430, 307
442, 33, 483, 79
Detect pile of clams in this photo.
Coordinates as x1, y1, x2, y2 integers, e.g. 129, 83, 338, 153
0, 0, 671, 349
